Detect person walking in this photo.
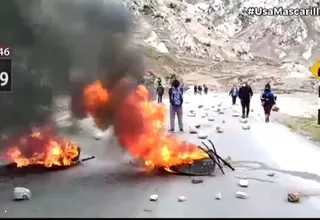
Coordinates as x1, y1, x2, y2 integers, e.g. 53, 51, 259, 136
169, 79, 184, 132
156, 81, 164, 103
238, 82, 253, 118
194, 85, 198, 95
197, 85, 202, 95
203, 84, 208, 95
229, 85, 239, 105
260, 83, 277, 123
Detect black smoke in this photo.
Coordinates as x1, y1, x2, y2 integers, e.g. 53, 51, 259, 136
0, 0, 145, 136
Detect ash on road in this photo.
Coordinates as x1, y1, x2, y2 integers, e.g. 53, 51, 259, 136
1, 89, 320, 218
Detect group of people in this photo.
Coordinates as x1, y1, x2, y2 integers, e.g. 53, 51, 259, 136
229, 82, 277, 122
194, 84, 208, 95
155, 78, 277, 134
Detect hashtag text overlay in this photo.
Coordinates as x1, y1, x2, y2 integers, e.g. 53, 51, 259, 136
246, 7, 320, 16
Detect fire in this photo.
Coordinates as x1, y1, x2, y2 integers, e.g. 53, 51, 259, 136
82, 79, 208, 168
83, 80, 110, 129
3, 130, 80, 168
83, 80, 109, 113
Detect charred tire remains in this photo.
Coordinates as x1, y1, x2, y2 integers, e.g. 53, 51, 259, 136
0, 147, 96, 176
164, 140, 235, 176
169, 158, 216, 176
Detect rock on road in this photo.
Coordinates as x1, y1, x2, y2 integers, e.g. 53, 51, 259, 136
1, 88, 320, 217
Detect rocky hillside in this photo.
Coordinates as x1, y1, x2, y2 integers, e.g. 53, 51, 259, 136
124, 0, 320, 93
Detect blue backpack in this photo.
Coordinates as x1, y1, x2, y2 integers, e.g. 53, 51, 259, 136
171, 87, 183, 106
262, 90, 276, 104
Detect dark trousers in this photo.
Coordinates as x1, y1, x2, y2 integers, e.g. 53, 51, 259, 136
232, 96, 237, 105
241, 100, 250, 117
263, 104, 273, 115
263, 103, 273, 122
157, 95, 163, 103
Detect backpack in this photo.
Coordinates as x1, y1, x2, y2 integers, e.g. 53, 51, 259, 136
262, 91, 276, 104
171, 87, 183, 106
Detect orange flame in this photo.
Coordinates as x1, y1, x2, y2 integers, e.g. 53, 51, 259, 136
83, 80, 208, 168
83, 80, 110, 129
83, 80, 109, 113
4, 131, 80, 168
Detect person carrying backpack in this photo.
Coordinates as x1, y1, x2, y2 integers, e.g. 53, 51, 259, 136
169, 79, 184, 132
156, 82, 165, 103
260, 83, 277, 123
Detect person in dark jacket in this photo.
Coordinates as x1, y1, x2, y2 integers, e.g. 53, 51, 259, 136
238, 82, 253, 118
194, 85, 198, 95
197, 85, 202, 95
169, 79, 184, 132
260, 83, 277, 122
203, 84, 208, 94
229, 85, 239, 105
156, 82, 165, 103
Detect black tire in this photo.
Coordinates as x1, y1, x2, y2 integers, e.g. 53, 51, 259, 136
169, 158, 216, 176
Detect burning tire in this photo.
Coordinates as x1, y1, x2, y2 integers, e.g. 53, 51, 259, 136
72, 146, 81, 163
0, 146, 82, 176
167, 158, 216, 176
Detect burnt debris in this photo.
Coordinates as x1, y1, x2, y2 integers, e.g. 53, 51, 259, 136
200, 140, 235, 175
165, 140, 235, 176
0, 148, 97, 177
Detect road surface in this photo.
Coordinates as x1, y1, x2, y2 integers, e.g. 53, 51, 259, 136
1, 89, 320, 217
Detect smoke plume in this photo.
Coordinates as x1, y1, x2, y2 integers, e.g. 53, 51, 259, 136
0, 0, 145, 136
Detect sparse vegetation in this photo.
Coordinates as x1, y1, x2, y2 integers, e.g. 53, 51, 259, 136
283, 116, 320, 142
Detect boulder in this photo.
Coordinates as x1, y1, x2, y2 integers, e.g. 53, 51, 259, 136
189, 126, 198, 134
150, 194, 158, 201
178, 196, 186, 202
201, 113, 207, 118
287, 192, 300, 203
272, 106, 280, 112
241, 125, 250, 130
187, 113, 196, 117
216, 126, 224, 133
13, 187, 32, 201
93, 131, 104, 140
215, 192, 222, 200
239, 119, 248, 123
235, 191, 247, 199
238, 179, 249, 187
197, 131, 208, 139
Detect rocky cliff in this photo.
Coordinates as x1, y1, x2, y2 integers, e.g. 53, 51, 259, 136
124, 0, 320, 93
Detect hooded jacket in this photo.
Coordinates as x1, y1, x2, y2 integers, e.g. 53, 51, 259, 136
261, 88, 277, 105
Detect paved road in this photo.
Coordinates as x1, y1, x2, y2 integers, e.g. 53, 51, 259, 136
1, 89, 320, 217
